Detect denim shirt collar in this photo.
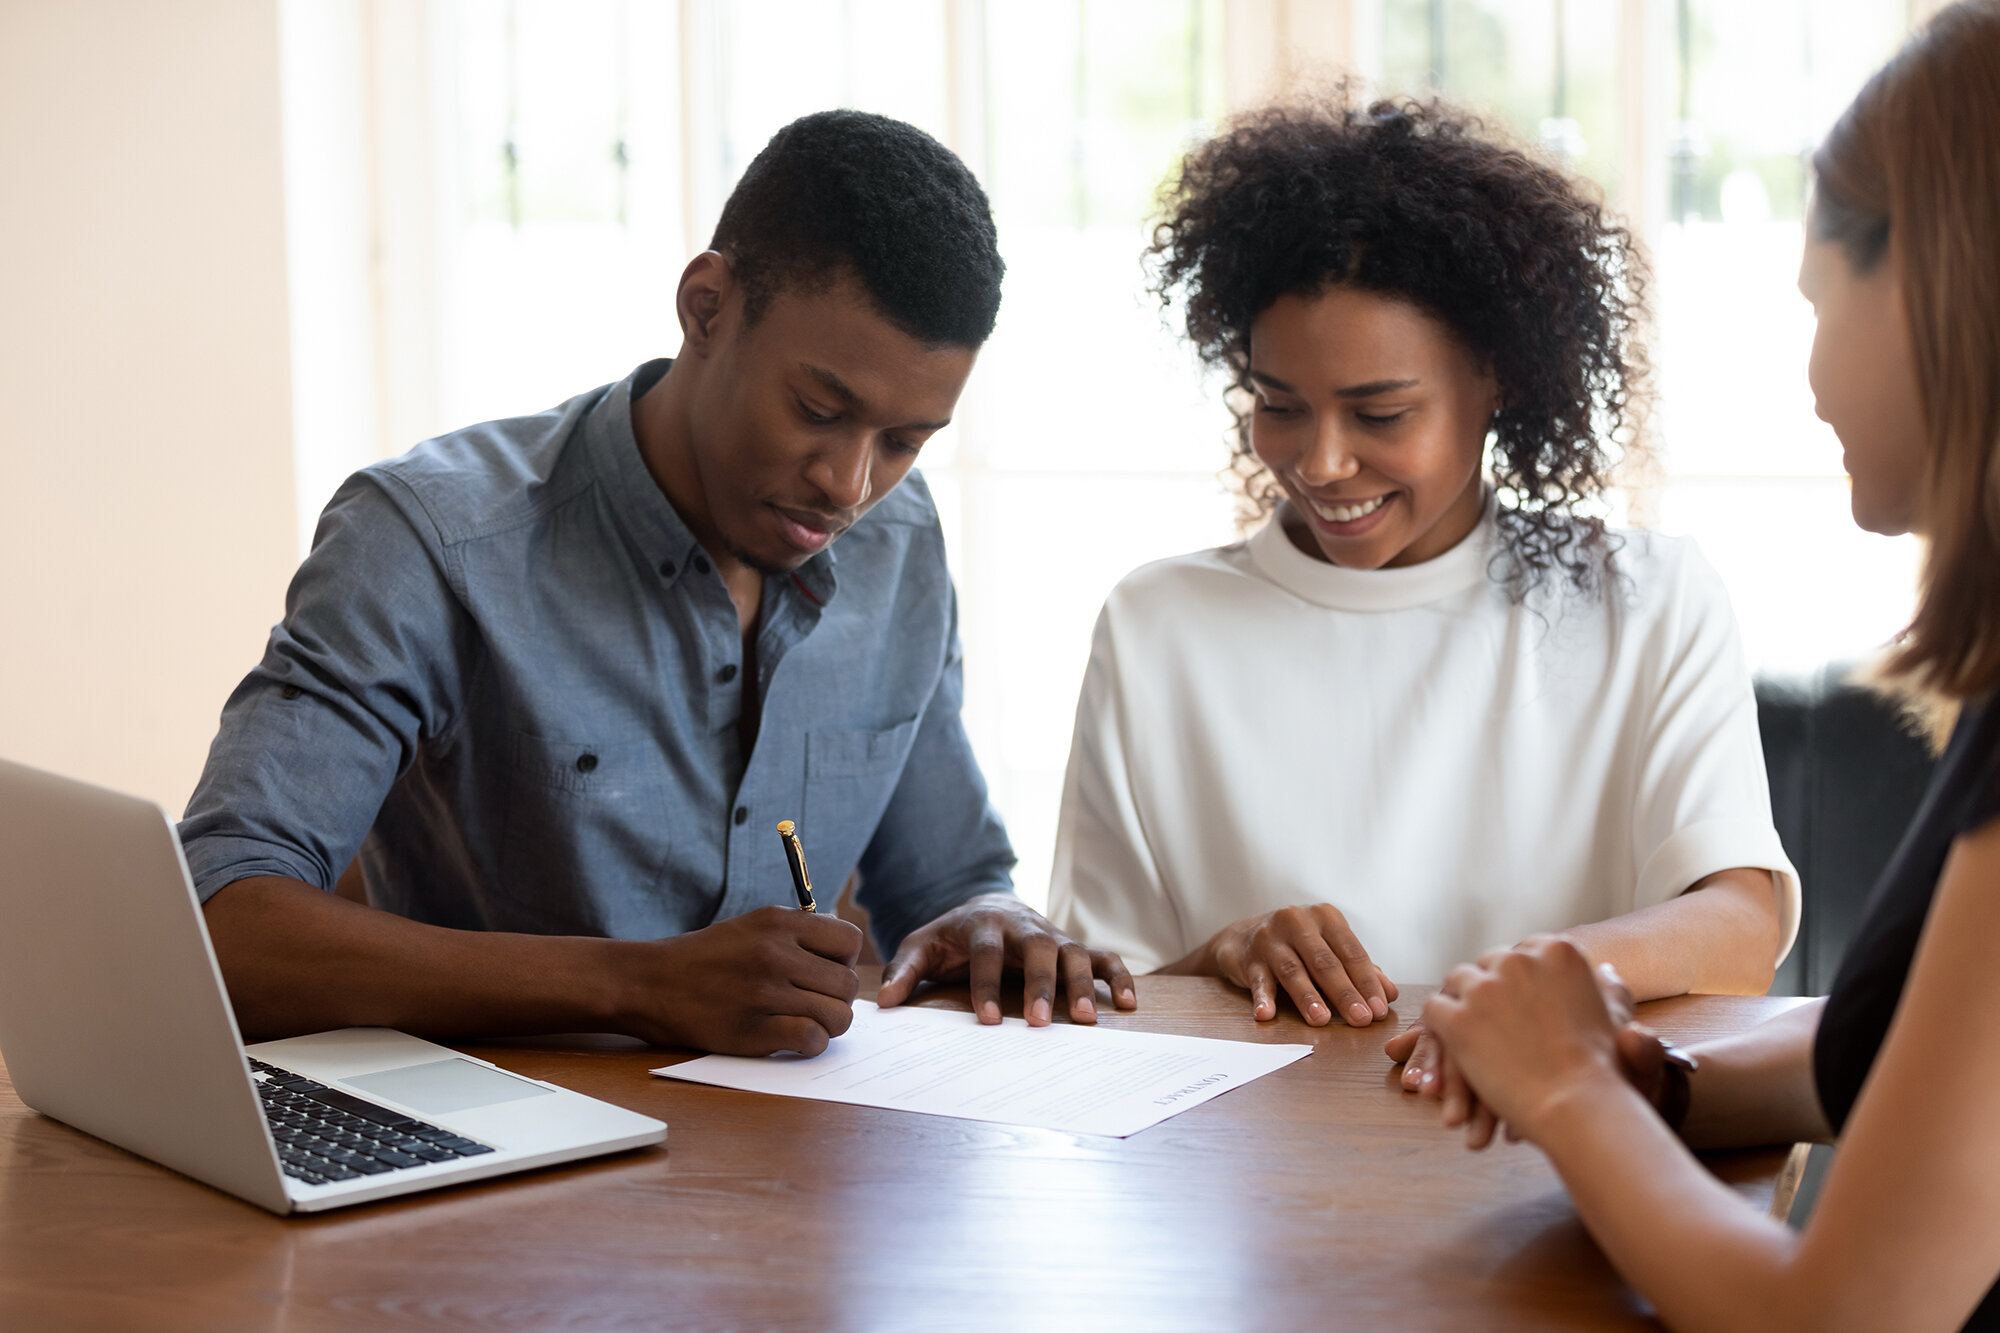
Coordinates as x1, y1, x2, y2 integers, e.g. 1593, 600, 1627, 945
583, 358, 839, 607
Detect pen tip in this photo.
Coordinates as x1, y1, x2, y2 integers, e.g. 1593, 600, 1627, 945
776, 820, 795, 835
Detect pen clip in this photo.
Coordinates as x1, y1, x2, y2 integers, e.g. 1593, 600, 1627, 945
777, 821, 818, 912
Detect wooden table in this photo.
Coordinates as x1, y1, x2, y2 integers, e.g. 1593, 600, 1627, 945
0, 973, 1807, 1331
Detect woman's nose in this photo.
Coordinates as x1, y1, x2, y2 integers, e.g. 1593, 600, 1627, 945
1292, 420, 1361, 487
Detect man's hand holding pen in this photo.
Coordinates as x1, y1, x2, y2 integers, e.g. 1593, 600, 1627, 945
602, 892, 1136, 1058
610, 906, 864, 1057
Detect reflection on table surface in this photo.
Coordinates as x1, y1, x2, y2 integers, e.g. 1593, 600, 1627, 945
0, 972, 1806, 1331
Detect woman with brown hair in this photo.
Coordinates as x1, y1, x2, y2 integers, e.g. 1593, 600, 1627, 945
1422, 3, 2000, 1328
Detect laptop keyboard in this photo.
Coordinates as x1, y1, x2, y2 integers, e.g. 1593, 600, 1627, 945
249, 1057, 495, 1186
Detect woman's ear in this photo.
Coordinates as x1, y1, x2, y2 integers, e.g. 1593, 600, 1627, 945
676, 251, 733, 356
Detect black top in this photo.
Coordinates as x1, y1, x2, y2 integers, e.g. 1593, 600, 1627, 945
1814, 694, 2000, 1329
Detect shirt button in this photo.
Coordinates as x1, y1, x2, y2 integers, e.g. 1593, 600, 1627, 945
279, 685, 302, 700
717, 664, 738, 684
658, 559, 675, 578
693, 554, 711, 575
576, 753, 599, 774
733, 805, 748, 825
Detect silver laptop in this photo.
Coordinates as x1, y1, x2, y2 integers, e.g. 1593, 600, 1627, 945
0, 758, 666, 1214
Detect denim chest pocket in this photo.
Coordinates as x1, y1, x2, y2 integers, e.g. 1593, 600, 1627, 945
802, 716, 923, 880
497, 731, 672, 933
807, 716, 922, 779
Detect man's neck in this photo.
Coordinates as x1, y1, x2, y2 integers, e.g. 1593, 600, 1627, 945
630, 361, 717, 552
631, 359, 764, 634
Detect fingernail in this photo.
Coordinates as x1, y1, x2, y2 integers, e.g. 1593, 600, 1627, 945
1369, 996, 1388, 1018
1419, 1070, 1435, 1086
1308, 1002, 1327, 1021
1349, 1002, 1371, 1024
980, 1002, 1000, 1022
1032, 998, 1051, 1024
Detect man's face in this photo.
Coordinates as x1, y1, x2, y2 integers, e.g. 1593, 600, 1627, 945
683, 268, 977, 574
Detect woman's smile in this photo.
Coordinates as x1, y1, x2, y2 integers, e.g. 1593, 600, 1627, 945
1296, 489, 1398, 536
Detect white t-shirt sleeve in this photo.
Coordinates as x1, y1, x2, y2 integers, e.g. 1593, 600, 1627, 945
1627, 543, 1801, 962
1047, 604, 1185, 975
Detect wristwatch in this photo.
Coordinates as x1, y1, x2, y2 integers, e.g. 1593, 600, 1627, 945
1656, 1040, 1700, 1133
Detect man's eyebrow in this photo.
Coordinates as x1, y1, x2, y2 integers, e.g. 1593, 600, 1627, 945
802, 363, 860, 406
800, 362, 952, 432
1247, 369, 1296, 393
1334, 378, 1419, 399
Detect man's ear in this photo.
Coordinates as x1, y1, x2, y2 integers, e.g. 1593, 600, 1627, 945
676, 251, 733, 356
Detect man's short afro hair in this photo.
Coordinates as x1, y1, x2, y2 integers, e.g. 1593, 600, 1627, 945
711, 109, 1004, 347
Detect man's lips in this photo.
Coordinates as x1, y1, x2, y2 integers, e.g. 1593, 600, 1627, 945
772, 504, 846, 552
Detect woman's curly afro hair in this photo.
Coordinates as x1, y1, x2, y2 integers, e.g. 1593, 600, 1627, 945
1147, 88, 1651, 598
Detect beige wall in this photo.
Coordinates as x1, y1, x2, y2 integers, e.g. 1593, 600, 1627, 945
0, 0, 297, 813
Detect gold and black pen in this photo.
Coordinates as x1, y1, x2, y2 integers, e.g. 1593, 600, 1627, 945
775, 820, 818, 912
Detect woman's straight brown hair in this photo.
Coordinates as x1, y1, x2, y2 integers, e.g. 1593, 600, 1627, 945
1814, 0, 2000, 713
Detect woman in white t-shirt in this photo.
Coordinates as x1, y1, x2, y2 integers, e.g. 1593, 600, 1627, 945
1047, 89, 1799, 1091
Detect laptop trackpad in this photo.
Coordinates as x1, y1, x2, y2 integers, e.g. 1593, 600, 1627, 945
341, 1058, 557, 1115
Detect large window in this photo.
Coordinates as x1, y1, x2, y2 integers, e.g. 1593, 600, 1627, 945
1366, 0, 1922, 673
288, 0, 1932, 911
1646, 1, 1919, 675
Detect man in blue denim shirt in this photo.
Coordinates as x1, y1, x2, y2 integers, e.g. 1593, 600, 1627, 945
185, 111, 1134, 1056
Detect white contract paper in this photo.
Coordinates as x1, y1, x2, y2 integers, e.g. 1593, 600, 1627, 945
652, 1000, 1311, 1138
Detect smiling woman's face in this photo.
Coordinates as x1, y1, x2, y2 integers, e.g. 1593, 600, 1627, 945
1248, 287, 1498, 569
1798, 233, 1927, 537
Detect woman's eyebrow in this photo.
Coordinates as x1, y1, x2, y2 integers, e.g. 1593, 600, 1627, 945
1334, 378, 1419, 399
1246, 370, 1419, 398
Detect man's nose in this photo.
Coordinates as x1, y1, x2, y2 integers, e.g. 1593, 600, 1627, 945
1293, 419, 1361, 487
810, 433, 873, 513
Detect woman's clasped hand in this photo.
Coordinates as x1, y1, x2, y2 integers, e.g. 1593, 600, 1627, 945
1418, 940, 1685, 1152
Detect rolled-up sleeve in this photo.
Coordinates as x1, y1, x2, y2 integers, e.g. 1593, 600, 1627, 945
1045, 605, 1181, 975
1629, 545, 1802, 962
853, 584, 1015, 955
178, 471, 475, 902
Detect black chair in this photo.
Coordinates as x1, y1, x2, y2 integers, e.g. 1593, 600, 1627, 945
1756, 662, 1938, 997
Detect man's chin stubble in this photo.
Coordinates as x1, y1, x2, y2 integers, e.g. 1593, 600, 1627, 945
729, 543, 804, 578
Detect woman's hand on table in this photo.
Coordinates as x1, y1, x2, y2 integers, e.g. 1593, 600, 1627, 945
1387, 944, 1642, 1103
1419, 936, 1637, 1147
1430, 1022, 1683, 1151
1189, 904, 1398, 1027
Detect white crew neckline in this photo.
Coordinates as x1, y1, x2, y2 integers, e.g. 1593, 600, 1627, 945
1246, 489, 1499, 612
